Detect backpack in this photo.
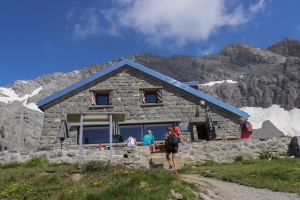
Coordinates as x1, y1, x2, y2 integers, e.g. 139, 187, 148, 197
167, 134, 178, 147
244, 120, 253, 134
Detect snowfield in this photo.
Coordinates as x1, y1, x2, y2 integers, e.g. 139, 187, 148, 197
0, 86, 43, 112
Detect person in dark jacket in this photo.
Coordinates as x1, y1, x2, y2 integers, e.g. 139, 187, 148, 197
165, 127, 178, 174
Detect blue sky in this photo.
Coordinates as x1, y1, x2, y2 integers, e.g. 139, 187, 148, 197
0, 0, 300, 86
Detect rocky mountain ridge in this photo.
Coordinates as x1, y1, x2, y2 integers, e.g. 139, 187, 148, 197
0, 38, 300, 151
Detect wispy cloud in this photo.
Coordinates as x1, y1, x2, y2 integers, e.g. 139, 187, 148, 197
197, 44, 219, 57
67, 8, 101, 40
250, 0, 266, 14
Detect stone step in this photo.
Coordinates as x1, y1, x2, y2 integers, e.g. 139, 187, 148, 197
150, 153, 184, 170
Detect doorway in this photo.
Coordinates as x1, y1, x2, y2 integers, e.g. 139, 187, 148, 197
196, 125, 208, 140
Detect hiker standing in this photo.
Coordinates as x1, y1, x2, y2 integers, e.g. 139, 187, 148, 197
165, 127, 173, 151
239, 117, 251, 139
165, 127, 178, 174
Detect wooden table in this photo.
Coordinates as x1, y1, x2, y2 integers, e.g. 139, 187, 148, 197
155, 144, 165, 153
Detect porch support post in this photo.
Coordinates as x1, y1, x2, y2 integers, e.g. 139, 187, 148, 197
192, 125, 199, 142
78, 114, 84, 168
109, 114, 113, 165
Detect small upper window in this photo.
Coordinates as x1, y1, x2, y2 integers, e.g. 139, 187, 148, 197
145, 92, 157, 103
97, 94, 109, 105
141, 89, 162, 103
91, 91, 112, 106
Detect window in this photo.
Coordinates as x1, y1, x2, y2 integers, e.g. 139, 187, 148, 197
116, 125, 144, 142
97, 94, 109, 105
78, 123, 173, 144
144, 123, 172, 140
141, 88, 163, 104
90, 89, 112, 106
80, 126, 110, 144
145, 92, 157, 103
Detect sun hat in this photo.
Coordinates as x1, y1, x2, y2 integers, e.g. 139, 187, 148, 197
147, 130, 153, 134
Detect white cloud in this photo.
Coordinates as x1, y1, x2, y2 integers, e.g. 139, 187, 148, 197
107, 0, 265, 47
67, 0, 266, 45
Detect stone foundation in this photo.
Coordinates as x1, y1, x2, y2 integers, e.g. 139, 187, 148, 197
0, 137, 292, 168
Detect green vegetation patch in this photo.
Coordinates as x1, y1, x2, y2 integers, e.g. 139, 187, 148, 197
181, 156, 300, 195
0, 158, 197, 199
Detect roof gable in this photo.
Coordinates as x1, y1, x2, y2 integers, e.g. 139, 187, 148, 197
37, 59, 248, 118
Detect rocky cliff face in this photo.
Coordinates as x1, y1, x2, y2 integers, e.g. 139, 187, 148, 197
129, 39, 300, 109
0, 38, 300, 151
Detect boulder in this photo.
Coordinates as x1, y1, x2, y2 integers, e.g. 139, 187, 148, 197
288, 136, 300, 157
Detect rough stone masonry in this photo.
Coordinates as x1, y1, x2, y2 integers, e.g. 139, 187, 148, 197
1, 137, 299, 169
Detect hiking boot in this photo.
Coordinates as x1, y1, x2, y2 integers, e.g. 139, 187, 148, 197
169, 165, 173, 169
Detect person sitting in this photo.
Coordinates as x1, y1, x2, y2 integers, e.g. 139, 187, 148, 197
127, 136, 137, 147
142, 130, 155, 152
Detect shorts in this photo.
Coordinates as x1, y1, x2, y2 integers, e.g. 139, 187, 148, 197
241, 131, 251, 139
166, 147, 178, 153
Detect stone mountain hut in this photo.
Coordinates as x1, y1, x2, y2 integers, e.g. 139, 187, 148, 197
37, 59, 248, 150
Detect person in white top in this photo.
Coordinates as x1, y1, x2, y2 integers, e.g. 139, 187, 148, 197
127, 136, 137, 147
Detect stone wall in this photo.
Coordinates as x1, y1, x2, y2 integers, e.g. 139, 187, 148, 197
40, 66, 241, 150
0, 138, 292, 167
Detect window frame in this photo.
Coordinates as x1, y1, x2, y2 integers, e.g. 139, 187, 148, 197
89, 88, 113, 108
140, 86, 163, 106
77, 122, 173, 145
144, 91, 158, 103
96, 93, 110, 105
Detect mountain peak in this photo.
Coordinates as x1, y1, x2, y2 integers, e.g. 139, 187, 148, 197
219, 42, 286, 66
267, 38, 300, 58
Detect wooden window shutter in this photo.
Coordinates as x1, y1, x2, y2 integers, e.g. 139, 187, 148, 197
91, 92, 96, 106
108, 91, 113, 104
157, 89, 162, 103
141, 90, 146, 103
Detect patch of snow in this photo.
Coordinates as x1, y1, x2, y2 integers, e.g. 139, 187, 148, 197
25, 102, 43, 112
240, 105, 300, 137
18, 80, 28, 83
0, 86, 43, 112
75, 71, 78, 73
201, 80, 238, 87
226, 80, 238, 84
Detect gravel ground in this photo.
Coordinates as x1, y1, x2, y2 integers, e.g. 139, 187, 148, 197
181, 175, 300, 200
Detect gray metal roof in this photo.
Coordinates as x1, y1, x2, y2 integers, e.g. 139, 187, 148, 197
38, 59, 248, 118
